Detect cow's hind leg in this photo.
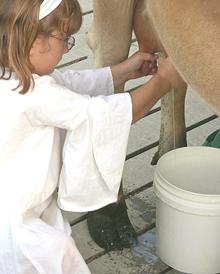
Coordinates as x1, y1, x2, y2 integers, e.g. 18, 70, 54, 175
151, 84, 187, 164
133, 0, 188, 164
86, 0, 137, 251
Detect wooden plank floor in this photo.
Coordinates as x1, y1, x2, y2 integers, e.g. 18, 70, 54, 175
58, 1, 220, 273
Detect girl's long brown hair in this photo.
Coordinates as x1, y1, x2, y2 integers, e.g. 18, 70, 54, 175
0, 0, 82, 94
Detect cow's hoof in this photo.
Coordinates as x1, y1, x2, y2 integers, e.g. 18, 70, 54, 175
87, 202, 137, 251
87, 209, 122, 251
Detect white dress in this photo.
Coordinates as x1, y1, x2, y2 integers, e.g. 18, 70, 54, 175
0, 67, 132, 274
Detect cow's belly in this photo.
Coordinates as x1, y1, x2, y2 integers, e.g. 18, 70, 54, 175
147, 0, 220, 115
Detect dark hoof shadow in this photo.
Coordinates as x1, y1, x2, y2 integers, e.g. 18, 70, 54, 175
151, 150, 159, 165
87, 202, 137, 251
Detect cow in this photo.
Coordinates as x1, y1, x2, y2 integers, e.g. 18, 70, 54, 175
86, 0, 220, 251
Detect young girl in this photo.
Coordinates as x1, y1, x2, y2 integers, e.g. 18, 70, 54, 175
0, 0, 182, 273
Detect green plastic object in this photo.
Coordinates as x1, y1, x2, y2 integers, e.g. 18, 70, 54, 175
203, 129, 220, 149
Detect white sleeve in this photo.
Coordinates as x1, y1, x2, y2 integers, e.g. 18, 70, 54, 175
25, 77, 132, 212
57, 93, 132, 212
51, 67, 114, 96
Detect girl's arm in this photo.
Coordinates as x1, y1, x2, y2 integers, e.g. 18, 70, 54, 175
52, 51, 156, 96
129, 57, 184, 123
111, 51, 158, 89
51, 67, 114, 96
130, 74, 169, 123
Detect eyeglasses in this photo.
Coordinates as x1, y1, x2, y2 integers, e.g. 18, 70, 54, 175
49, 34, 76, 51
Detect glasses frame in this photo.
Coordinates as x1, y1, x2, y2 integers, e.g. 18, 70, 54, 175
49, 34, 75, 51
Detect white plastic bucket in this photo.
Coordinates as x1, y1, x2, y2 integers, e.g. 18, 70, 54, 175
154, 146, 220, 274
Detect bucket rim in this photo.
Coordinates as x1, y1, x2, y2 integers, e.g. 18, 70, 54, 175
154, 171, 220, 203
154, 176, 220, 215
155, 146, 220, 199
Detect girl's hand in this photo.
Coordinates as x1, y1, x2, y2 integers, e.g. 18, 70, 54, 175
123, 51, 158, 80
130, 56, 185, 123
111, 51, 158, 89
